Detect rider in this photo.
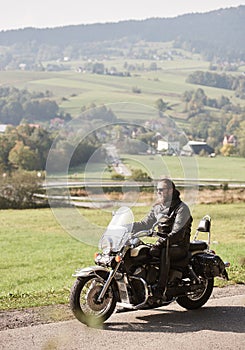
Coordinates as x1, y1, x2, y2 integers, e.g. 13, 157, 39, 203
132, 178, 193, 299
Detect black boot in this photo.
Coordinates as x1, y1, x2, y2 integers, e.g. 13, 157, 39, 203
153, 243, 170, 299
152, 284, 164, 299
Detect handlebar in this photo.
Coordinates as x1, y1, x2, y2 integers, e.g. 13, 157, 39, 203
132, 230, 152, 239
132, 221, 170, 239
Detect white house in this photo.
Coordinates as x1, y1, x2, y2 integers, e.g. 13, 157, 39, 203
0, 124, 8, 133
157, 140, 180, 153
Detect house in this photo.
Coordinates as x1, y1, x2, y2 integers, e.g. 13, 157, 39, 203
181, 141, 214, 156
0, 124, 8, 133
157, 140, 180, 154
223, 134, 237, 147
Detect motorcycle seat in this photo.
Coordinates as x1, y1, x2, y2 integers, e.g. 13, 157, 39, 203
189, 240, 208, 251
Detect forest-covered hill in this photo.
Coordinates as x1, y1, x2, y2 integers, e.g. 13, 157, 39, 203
0, 6, 244, 63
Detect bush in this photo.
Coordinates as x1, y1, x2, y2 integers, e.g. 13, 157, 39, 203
130, 168, 152, 182
111, 172, 125, 181
132, 86, 141, 94
0, 171, 45, 209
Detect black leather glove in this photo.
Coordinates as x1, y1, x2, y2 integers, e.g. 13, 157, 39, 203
157, 232, 169, 239
150, 238, 166, 257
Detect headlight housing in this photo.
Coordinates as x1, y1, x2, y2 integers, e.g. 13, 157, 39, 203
100, 237, 112, 255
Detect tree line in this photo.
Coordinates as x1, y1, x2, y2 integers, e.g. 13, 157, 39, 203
0, 87, 72, 125
0, 103, 118, 172
0, 6, 244, 70
186, 71, 245, 99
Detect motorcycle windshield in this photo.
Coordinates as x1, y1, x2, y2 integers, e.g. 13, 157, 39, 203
99, 206, 134, 253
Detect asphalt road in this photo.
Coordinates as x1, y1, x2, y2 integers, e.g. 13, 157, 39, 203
1, 292, 244, 350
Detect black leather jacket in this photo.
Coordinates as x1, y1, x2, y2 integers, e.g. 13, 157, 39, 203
133, 195, 192, 249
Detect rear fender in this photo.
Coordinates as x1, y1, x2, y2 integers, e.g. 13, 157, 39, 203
72, 266, 109, 278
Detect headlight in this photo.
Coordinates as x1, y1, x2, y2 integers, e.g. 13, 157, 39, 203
100, 237, 112, 255
102, 247, 111, 255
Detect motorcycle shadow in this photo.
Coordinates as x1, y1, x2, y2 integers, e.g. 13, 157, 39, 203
104, 306, 245, 333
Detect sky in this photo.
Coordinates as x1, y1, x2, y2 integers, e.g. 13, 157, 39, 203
1, 0, 245, 31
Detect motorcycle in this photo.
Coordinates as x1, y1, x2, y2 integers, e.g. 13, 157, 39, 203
70, 206, 229, 326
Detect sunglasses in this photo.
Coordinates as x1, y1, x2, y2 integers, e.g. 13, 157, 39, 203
157, 187, 168, 193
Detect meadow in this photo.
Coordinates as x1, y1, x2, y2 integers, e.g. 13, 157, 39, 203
0, 203, 244, 310
122, 154, 245, 182
1, 49, 244, 121
68, 154, 245, 182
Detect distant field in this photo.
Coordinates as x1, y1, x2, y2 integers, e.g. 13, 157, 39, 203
68, 155, 245, 182
0, 50, 244, 121
122, 154, 245, 181
0, 203, 244, 310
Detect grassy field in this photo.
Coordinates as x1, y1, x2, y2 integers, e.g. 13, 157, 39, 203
1, 49, 244, 121
0, 204, 244, 310
122, 154, 245, 181
68, 155, 245, 182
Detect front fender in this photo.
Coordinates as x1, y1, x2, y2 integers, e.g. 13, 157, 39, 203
72, 265, 109, 278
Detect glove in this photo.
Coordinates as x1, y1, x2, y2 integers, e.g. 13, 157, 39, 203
150, 238, 166, 257
157, 232, 169, 239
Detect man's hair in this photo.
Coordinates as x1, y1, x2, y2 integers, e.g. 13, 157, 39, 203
159, 178, 176, 191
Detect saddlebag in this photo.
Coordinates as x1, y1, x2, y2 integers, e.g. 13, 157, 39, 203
192, 253, 227, 279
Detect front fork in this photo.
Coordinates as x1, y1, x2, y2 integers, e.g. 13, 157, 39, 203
97, 261, 121, 302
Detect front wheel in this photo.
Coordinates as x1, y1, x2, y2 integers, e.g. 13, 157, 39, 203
70, 275, 118, 327
177, 277, 214, 310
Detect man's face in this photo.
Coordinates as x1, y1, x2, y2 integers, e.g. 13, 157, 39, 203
156, 182, 173, 203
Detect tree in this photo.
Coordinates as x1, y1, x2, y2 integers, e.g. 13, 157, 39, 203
8, 141, 41, 170
70, 142, 98, 167
217, 95, 231, 109
0, 134, 16, 171
220, 144, 234, 156
92, 63, 105, 74
237, 120, 245, 157
0, 124, 55, 171
23, 99, 59, 122
132, 86, 141, 94
182, 90, 193, 112
155, 98, 171, 112
0, 101, 24, 125
130, 168, 151, 182
122, 139, 148, 154
0, 171, 43, 209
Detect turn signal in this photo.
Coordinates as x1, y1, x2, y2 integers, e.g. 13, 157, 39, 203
115, 255, 122, 262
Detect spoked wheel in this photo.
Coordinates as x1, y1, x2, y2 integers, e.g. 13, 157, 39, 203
70, 275, 118, 327
176, 277, 214, 310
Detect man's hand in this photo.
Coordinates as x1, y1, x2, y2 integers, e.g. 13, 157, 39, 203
157, 232, 169, 239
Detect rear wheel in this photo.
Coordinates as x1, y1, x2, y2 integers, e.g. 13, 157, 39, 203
70, 275, 118, 327
177, 277, 214, 310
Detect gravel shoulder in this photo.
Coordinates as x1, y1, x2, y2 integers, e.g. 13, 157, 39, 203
1, 284, 244, 331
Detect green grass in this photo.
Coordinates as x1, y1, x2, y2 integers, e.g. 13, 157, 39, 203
1, 50, 244, 120
63, 155, 245, 182
122, 154, 245, 181
0, 209, 99, 309
0, 204, 244, 310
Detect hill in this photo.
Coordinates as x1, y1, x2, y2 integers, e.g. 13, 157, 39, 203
0, 6, 244, 64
